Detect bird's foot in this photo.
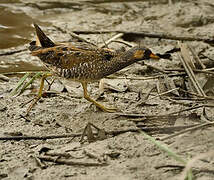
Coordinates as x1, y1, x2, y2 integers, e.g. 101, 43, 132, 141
97, 104, 118, 113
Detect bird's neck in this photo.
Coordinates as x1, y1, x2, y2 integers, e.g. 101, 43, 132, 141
100, 51, 138, 77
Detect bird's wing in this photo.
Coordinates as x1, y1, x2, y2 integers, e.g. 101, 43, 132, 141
30, 44, 116, 69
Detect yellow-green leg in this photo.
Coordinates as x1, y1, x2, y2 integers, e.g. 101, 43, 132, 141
27, 73, 52, 114
81, 82, 117, 113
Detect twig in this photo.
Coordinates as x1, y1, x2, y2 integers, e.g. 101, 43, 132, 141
20, 97, 35, 108
160, 122, 214, 141
199, 52, 214, 61
137, 87, 179, 105
205, 104, 214, 108
155, 164, 214, 175
166, 104, 204, 115
171, 97, 211, 102
0, 128, 139, 141
164, 67, 214, 75
180, 43, 196, 69
19, 114, 31, 122
144, 64, 167, 73
202, 67, 214, 71
0, 48, 27, 56
24, 1, 86, 9
1, 70, 47, 75
0, 132, 82, 141
112, 113, 146, 118
0, 127, 163, 141
188, 44, 206, 69
100, 33, 124, 48
178, 42, 206, 97
173, 88, 214, 100
202, 106, 213, 122
179, 88, 214, 100
85, 0, 161, 3
45, 152, 83, 159
107, 72, 186, 81
156, 164, 214, 175
107, 75, 159, 81
34, 156, 47, 169
72, 30, 214, 44
155, 164, 185, 170
111, 40, 134, 47
137, 124, 198, 134
108, 128, 141, 136
53, 25, 97, 46
38, 156, 107, 166
165, 97, 200, 106
113, 113, 185, 119
57, 93, 82, 100
138, 86, 156, 104
0, 74, 9, 81
114, 104, 204, 117
1, 111, 211, 141
83, 149, 103, 162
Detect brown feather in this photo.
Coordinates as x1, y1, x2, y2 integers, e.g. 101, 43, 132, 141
29, 24, 158, 81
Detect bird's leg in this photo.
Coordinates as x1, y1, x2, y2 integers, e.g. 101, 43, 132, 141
81, 82, 117, 113
27, 72, 52, 114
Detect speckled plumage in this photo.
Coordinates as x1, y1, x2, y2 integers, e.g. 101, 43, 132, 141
28, 24, 159, 112
29, 24, 158, 82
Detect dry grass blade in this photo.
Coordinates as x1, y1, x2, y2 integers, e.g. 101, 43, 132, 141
2, 70, 46, 76
141, 131, 193, 179
178, 42, 206, 97
100, 33, 124, 48
0, 74, 9, 81
160, 122, 214, 141
111, 40, 134, 47
179, 43, 195, 69
188, 44, 206, 69
72, 30, 214, 44
179, 150, 214, 180
107, 72, 186, 81
38, 155, 108, 166
0, 132, 82, 141
137, 87, 179, 105
164, 67, 214, 75
53, 25, 97, 46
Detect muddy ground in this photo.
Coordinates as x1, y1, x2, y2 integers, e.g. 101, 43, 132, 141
0, 0, 214, 180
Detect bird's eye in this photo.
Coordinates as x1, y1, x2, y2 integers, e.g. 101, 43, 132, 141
144, 49, 152, 58
62, 47, 68, 51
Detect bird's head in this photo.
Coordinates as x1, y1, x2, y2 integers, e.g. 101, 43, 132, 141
130, 46, 160, 61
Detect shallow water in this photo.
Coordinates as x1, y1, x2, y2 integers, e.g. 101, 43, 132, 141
0, 1, 43, 73
0, 5, 33, 49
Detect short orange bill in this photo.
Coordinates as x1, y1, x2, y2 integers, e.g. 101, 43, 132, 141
150, 53, 160, 59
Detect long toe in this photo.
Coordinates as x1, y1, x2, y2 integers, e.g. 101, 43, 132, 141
102, 106, 118, 113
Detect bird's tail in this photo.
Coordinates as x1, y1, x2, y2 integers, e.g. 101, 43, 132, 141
29, 23, 55, 52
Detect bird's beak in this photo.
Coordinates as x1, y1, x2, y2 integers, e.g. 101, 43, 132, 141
149, 53, 160, 59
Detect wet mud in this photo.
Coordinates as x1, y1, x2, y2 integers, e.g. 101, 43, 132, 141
0, 0, 214, 180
